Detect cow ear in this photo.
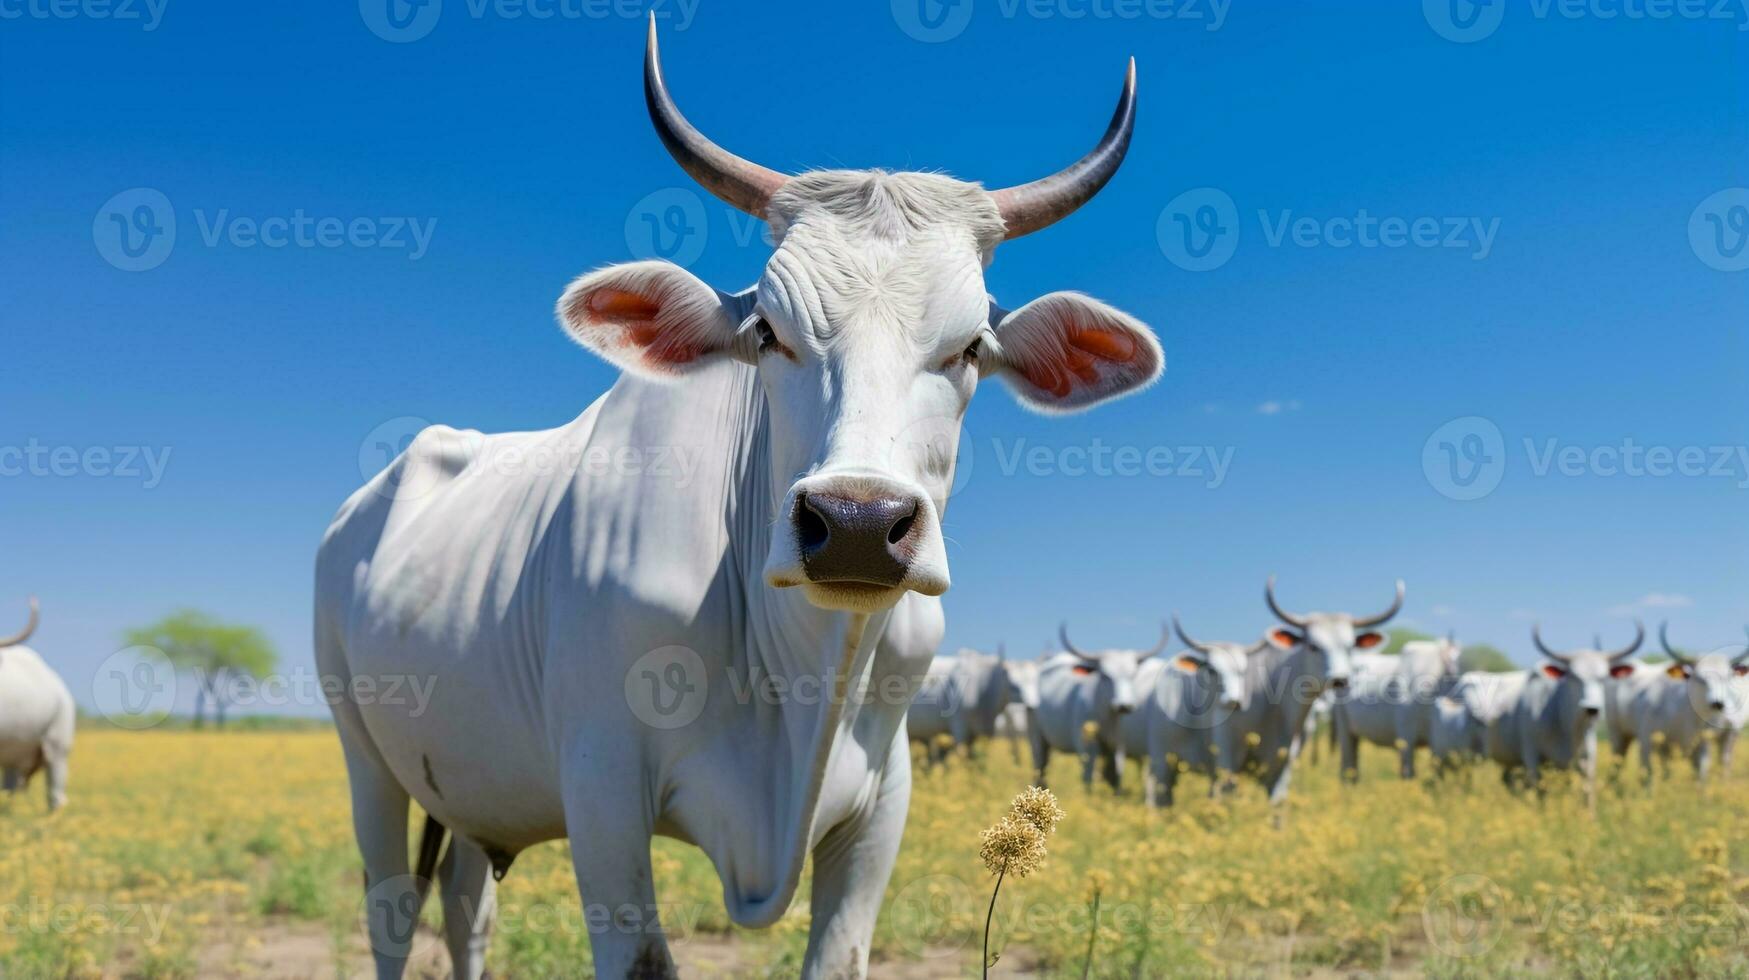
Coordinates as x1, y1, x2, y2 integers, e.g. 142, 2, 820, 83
1354, 631, 1387, 650
1608, 663, 1637, 679
1542, 664, 1568, 680
987, 293, 1162, 413
1735, 664, 1749, 677
557, 261, 749, 378
1665, 664, 1688, 680
1174, 655, 1203, 674
1268, 628, 1301, 651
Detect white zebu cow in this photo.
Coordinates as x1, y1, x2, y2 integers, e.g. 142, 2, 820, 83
1487, 626, 1642, 798
907, 646, 1014, 765
1232, 579, 1404, 804
1029, 625, 1165, 792
1299, 649, 1396, 766
1453, 669, 1529, 767
1119, 617, 1265, 806
316, 23, 1161, 980
1333, 635, 1462, 780
0, 599, 74, 812
1617, 624, 1749, 785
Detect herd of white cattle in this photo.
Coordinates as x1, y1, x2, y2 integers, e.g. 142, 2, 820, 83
15, 20, 1741, 980
910, 582, 1749, 807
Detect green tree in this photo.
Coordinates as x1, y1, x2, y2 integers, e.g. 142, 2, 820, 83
1380, 628, 1435, 655
123, 612, 279, 729
1458, 644, 1516, 673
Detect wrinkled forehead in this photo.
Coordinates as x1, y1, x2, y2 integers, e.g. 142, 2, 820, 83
758, 170, 1001, 345
1304, 616, 1358, 646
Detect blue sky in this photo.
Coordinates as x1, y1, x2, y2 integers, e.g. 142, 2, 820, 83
2, 0, 1745, 715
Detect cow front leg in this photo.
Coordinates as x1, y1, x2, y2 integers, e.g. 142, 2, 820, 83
563, 780, 672, 978
438, 836, 497, 980
804, 738, 910, 980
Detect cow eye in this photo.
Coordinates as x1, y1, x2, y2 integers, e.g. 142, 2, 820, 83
754, 318, 777, 351
963, 337, 981, 362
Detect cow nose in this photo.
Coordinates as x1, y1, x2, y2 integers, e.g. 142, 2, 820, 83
1583, 706, 1601, 717
1329, 677, 1350, 692
794, 490, 922, 588
1709, 700, 1726, 711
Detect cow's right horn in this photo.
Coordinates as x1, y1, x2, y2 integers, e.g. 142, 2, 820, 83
1607, 621, 1646, 662
1354, 580, 1407, 629
0, 597, 39, 649
1531, 625, 1574, 666
644, 16, 787, 218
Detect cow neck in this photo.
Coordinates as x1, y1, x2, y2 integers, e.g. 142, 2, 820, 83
718, 380, 892, 925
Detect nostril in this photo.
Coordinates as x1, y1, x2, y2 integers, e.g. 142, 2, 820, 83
796, 494, 830, 554
886, 505, 917, 546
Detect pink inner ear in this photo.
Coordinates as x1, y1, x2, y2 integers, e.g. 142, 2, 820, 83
575, 286, 706, 367
1542, 665, 1566, 680
1014, 325, 1142, 399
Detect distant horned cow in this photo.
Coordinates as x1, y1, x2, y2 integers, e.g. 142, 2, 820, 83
317, 19, 1162, 980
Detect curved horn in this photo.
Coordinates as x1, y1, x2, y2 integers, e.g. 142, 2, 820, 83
1607, 621, 1645, 662
989, 59, 1137, 240
1264, 576, 1309, 629
1354, 580, 1407, 629
1658, 621, 1694, 666
644, 16, 786, 218
1531, 625, 1571, 666
1173, 615, 1215, 655
0, 597, 39, 649
1059, 622, 1092, 660
1141, 621, 1170, 659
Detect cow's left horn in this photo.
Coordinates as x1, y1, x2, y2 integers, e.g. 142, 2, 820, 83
1607, 621, 1646, 662
990, 58, 1137, 240
1658, 621, 1695, 666
0, 597, 39, 648
1059, 622, 1092, 661
644, 16, 787, 218
1172, 615, 1215, 656
1531, 625, 1571, 666
1354, 580, 1407, 629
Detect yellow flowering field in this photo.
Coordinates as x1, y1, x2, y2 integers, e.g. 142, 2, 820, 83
2, 728, 1746, 977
